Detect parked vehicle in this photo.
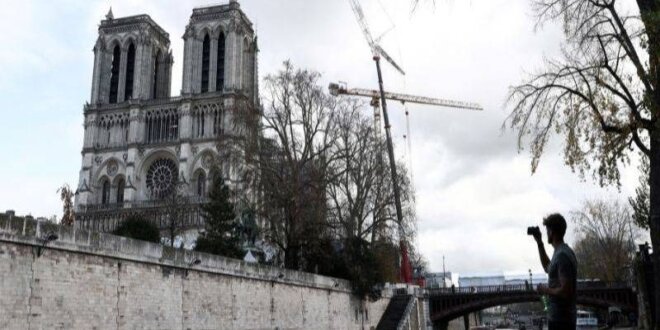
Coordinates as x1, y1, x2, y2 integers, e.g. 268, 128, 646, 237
576, 310, 598, 328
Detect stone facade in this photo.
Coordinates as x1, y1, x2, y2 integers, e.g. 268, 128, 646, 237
0, 216, 398, 329
75, 1, 260, 234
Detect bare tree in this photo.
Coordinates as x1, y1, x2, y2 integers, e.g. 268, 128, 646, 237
325, 100, 417, 244
248, 61, 340, 270
504, 0, 660, 319
327, 105, 384, 241
57, 184, 75, 226
571, 199, 637, 282
160, 182, 191, 248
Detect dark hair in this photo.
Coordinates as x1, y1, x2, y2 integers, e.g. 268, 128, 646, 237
543, 213, 567, 238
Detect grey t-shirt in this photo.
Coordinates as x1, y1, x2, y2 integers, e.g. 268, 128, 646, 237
547, 243, 577, 322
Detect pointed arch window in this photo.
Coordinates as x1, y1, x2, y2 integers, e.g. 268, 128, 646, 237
153, 50, 161, 99
243, 38, 250, 91
116, 178, 125, 204
124, 43, 136, 100
109, 45, 121, 103
196, 171, 206, 196
201, 34, 210, 93
101, 180, 111, 205
216, 32, 225, 92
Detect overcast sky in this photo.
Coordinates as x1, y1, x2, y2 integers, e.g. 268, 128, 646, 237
0, 0, 643, 276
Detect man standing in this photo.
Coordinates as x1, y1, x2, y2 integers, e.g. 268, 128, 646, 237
531, 213, 578, 330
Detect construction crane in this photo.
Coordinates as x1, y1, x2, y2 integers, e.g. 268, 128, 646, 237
344, 0, 482, 284
346, 0, 416, 284
346, 0, 407, 250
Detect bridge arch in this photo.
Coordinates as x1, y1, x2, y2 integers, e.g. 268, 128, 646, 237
428, 286, 637, 325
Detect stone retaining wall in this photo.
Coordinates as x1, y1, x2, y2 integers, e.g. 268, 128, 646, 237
0, 217, 391, 329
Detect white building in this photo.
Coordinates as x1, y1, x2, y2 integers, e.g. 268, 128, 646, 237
458, 273, 506, 287
457, 272, 548, 287
74, 1, 260, 235
425, 272, 453, 288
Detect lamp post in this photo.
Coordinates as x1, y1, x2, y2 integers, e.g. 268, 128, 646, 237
529, 269, 533, 289
37, 232, 59, 257
184, 258, 201, 278
442, 255, 446, 288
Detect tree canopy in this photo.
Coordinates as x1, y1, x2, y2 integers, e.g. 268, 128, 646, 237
506, 0, 658, 186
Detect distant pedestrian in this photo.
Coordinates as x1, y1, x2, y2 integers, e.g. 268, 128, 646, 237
529, 213, 578, 330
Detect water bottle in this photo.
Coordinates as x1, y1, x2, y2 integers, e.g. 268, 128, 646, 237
540, 295, 549, 312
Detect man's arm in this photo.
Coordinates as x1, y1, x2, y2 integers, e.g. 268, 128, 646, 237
539, 255, 575, 299
541, 273, 574, 299
532, 232, 550, 272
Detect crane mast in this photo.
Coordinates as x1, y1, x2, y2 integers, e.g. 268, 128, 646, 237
344, 0, 482, 284
348, 0, 405, 75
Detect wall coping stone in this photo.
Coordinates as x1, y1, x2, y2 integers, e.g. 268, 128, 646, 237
0, 216, 373, 294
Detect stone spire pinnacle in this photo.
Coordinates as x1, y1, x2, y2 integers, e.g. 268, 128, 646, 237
106, 7, 114, 20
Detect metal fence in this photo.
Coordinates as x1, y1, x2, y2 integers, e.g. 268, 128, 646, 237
426, 281, 630, 296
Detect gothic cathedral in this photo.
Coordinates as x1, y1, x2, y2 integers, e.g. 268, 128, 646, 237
75, 1, 259, 236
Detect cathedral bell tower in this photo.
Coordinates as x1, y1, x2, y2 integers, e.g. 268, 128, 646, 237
181, 1, 258, 103
90, 10, 174, 105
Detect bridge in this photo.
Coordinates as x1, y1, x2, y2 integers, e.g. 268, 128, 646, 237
427, 282, 637, 329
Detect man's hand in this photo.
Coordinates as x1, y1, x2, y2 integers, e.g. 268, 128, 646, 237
532, 229, 542, 243
536, 284, 548, 294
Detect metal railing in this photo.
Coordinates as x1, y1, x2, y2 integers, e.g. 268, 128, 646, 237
79, 196, 210, 213
426, 281, 631, 296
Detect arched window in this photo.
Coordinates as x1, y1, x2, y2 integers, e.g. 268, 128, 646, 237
216, 32, 225, 92
124, 43, 136, 100
153, 50, 161, 98
101, 180, 110, 205
243, 38, 250, 90
196, 171, 206, 196
109, 45, 121, 103
116, 178, 125, 204
201, 34, 210, 93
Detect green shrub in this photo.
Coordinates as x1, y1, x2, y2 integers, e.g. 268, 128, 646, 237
112, 215, 161, 243
194, 176, 243, 259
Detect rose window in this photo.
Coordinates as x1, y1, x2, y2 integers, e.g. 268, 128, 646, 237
146, 159, 178, 199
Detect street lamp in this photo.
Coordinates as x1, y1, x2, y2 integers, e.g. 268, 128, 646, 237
37, 232, 58, 257
184, 258, 201, 278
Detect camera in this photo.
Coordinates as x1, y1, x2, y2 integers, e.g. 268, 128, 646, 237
527, 226, 541, 236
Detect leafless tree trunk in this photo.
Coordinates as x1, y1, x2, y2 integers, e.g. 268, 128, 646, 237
243, 61, 340, 269
161, 182, 191, 248
57, 184, 75, 226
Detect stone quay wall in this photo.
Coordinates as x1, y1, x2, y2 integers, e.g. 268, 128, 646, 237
0, 217, 391, 329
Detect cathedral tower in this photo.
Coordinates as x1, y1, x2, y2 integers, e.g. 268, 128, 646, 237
75, 2, 259, 239
181, 0, 258, 104
90, 10, 174, 105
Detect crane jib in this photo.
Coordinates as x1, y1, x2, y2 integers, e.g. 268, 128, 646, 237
329, 83, 484, 111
